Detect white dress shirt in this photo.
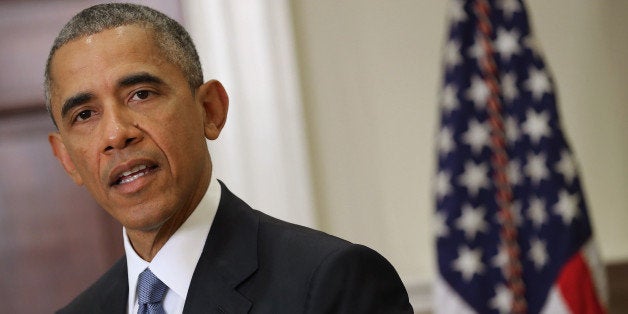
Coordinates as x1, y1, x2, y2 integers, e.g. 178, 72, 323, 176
124, 175, 221, 314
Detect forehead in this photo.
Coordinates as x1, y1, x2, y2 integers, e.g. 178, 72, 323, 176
48, 25, 172, 108
51, 25, 157, 64
51, 24, 162, 71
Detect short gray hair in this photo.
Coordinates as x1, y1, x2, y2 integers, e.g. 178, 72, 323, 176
44, 3, 203, 125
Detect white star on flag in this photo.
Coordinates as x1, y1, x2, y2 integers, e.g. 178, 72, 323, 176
468, 34, 486, 61
436, 170, 453, 200
447, 0, 467, 25
456, 204, 489, 240
444, 40, 463, 70
525, 67, 551, 100
504, 116, 520, 144
463, 119, 490, 155
458, 161, 490, 197
491, 244, 509, 277
555, 150, 577, 184
489, 284, 513, 314
500, 72, 519, 103
434, 211, 450, 238
438, 126, 456, 156
529, 237, 549, 270
452, 246, 485, 282
527, 197, 548, 229
525, 152, 549, 185
554, 190, 580, 225
507, 159, 522, 186
466, 76, 490, 109
441, 84, 459, 113
494, 28, 521, 62
522, 109, 551, 144
497, 0, 521, 20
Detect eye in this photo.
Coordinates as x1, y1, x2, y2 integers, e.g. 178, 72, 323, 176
130, 90, 153, 101
75, 109, 94, 122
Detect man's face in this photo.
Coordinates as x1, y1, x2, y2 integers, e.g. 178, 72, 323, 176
47, 25, 223, 232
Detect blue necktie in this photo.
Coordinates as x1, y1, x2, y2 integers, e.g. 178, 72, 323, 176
137, 268, 168, 314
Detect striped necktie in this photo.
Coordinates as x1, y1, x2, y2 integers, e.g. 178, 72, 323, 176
137, 268, 168, 314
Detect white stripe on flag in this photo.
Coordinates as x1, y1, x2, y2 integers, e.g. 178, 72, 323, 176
582, 240, 609, 308
433, 274, 475, 314
540, 286, 570, 314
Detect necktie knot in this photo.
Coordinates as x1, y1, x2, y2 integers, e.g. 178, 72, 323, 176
137, 268, 168, 314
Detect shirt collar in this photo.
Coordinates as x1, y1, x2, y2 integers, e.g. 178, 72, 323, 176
124, 174, 221, 307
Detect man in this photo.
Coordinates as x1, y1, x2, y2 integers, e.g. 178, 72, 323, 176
45, 3, 412, 313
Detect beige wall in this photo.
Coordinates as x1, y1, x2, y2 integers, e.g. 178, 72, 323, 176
291, 0, 628, 289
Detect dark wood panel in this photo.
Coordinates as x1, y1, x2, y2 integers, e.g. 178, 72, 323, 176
608, 261, 628, 314
0, 111, 123, 313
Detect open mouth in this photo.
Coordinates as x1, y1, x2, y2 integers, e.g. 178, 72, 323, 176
113, 164, 158, 186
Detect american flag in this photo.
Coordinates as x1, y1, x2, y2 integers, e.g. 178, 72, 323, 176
433, 0, 608, 313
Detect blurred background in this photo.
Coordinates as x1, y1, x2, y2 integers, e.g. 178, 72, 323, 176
0, 0, 626, 313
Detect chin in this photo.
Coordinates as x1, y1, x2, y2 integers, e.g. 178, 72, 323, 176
124, 219, 168, 233
112, 208, 173, 232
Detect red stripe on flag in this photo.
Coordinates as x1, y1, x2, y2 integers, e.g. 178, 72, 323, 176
556, 252, 605, 314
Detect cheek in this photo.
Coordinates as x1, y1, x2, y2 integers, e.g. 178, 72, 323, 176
156, 107, 205, 143
67, 142, 98, 176
151, 119, 208, 171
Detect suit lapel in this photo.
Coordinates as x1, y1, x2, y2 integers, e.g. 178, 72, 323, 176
96, 258, 129, 313
183, 182, 259, 313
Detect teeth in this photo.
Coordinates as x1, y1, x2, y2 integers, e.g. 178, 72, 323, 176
121, 164, 147, 177
117, 164, 151, 185
119, 170, 148, 185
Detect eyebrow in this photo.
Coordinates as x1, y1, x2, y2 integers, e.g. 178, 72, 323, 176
118, 72, 164, 88
61, 92, 94, 120
59, 72, 164, 120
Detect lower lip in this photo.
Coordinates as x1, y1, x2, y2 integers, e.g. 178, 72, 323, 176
112, 167, 158, 194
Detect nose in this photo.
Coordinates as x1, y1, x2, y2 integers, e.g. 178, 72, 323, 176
100, 104, 143, 153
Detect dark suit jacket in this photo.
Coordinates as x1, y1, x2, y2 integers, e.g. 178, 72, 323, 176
58, 183, 413, 313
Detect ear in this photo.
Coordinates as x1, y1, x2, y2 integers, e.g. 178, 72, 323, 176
48, 132, 84, 186
197, 80, 229, 140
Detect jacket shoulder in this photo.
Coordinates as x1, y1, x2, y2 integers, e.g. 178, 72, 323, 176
304, 243, 414, 313
255, 209, 352, 254
212, 184, 413, 312
56, 257, 128, 314
246, 210, 413, 313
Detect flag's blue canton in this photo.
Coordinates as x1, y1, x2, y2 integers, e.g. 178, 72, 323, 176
435, 0, 594, 313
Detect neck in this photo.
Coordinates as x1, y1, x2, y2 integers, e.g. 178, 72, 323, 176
127, 168, 212, 262
126, 228, 163, 262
